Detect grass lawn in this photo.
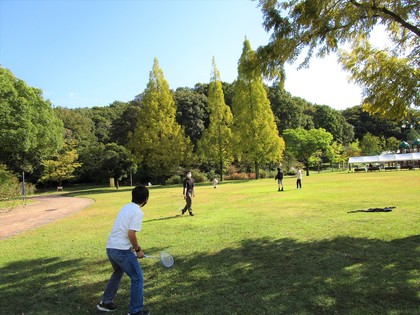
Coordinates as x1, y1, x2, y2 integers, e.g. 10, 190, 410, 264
0, 171, 419, 314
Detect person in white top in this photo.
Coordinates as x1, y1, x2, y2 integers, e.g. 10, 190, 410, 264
97, 185, 150, 315
296, 167, 303, 189
212, 177, 218, 189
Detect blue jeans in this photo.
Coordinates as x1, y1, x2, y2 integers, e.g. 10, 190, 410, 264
102, 248, 144, 313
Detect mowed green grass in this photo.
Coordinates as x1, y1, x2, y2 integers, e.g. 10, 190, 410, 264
0, 171, 419, 314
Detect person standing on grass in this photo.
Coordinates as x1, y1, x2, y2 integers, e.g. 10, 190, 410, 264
212, 177, 218, 189
296, 167, 302, 190
97, 185, 150, 315
181, 171, 195, 216
275, 167, 284, 191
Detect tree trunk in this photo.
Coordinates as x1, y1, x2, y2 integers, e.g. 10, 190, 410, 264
255, 161, 259, 179
219, 157, 224, 181
305, 162, 310, 176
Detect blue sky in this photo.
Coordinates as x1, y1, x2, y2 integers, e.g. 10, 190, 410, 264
0, 0, 362, 110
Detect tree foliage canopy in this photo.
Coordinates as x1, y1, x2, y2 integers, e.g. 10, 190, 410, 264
232, 39, 285, 175
256, 0, 419, 120
197, 58, 234, 179
174, 87, 209, 146
283, 127, 333, 175
100, 142, 136, 186
0, 67, 64, 175
129, 59, 192, 179
40, 140, 81, 186
360, 132, 384, 155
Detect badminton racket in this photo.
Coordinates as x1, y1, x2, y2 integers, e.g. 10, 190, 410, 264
144, 250, 174, 268
178, 204, 184, 212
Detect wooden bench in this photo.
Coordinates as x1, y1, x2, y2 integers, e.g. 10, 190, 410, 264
384, 167, 397, 171
400, 165, 414, 170
354, 168, 366, 172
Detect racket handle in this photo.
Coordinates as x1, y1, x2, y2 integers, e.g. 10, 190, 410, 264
144, 254, 159, 258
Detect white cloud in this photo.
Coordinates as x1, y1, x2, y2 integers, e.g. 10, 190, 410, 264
284, 54, 363, 109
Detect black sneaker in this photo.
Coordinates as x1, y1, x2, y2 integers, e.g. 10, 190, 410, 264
97, 300, 117, 312
128, 310, 150, 315
189, 212, 194, 216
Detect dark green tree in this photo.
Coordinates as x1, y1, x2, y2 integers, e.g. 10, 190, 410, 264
312, 105, 354, 144
54, 107, 101, 183
174, 87, 209, 147
342, 106, 404, 140
110, 102, 141, 146
0, 67, 64, 180
283, 128, 333, 175
77, 101, 127, 144
101, 143, 136, 188
360, 132, 384, 155
268, 83, 307, 134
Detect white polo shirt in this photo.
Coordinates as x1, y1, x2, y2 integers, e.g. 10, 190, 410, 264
106, 202, 144, 250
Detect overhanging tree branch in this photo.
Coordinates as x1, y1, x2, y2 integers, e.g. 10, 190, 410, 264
349, 0, 420, 37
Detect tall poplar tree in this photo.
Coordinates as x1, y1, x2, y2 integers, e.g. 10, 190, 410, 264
232, 39, 285, 178
129, 58, 192, 182
198, 57, 234, 180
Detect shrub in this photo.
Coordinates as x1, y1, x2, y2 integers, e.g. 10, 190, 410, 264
225, 172, 251, 180
190, 169, 207, 183
165, 175, 182, 185
206, 170, 218, 181
0, 165, 35, 211
259, 169, 267, 178
0, 165, 19, 201
266, 170, 278, 178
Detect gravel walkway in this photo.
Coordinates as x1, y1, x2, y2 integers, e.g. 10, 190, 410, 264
0, 195, 94, 240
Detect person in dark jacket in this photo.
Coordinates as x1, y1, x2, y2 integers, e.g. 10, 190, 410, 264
275, 167, 284, 191
181, 171, 195, 216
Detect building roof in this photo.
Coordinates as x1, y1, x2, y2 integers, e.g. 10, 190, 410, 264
348, 152, 420, 164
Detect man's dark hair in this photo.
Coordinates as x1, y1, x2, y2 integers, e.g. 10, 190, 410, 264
132, 185, 149, 204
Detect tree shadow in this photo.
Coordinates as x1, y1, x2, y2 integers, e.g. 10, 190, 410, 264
1, 236, 418, 314
147, 235, 419, 314
0, 257, 95, 314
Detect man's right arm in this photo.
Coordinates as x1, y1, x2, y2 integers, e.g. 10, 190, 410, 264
128, 229, 144, 259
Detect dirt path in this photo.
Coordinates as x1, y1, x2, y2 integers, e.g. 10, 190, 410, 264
0, 195, 94, 240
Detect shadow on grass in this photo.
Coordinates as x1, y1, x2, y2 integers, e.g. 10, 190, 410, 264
0, 257, 101, 314
1, 236, 418, 314
143, 215, 182, 223
149, 235, 419, 314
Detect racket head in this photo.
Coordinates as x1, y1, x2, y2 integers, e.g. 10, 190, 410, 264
160, 251, 174, 268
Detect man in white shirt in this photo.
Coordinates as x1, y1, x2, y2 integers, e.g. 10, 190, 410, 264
97, 185, 150, 315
